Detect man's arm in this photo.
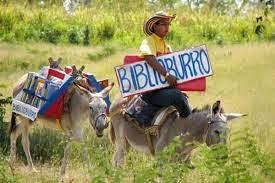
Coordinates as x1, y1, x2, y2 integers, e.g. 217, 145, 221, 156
144, 55, 177, 88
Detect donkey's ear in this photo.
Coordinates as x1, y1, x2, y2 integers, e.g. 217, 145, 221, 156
99, 82, 114, 98
57, 57, 62, 63
212, 100, 222, 114
48, 57, 53, 64
224, 113, 247, 121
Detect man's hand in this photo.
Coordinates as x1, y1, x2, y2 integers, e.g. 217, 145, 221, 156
144, 55, 177, 88
166, 74, 177, 88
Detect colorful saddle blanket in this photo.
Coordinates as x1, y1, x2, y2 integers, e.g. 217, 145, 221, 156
41, 67, 111, 119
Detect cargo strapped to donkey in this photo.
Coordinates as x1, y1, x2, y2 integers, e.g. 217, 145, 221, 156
12, 67, 111, 121
12, 68, 73, 121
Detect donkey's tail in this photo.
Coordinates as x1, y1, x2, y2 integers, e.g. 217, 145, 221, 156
9, 112, 17, 135
109, 122, 116, 145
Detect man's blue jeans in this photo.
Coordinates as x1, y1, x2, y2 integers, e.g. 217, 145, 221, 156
141, 88, 192, 118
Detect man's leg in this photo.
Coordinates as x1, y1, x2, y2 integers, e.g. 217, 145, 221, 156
143, 88, 191, 118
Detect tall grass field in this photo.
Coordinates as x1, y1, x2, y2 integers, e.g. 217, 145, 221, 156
0, 1, 274, 183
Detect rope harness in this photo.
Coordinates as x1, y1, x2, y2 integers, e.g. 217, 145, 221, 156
123, 108, 177, 155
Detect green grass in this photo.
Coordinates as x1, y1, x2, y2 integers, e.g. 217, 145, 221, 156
0, 42, 274, 182
0, 3, 274, 48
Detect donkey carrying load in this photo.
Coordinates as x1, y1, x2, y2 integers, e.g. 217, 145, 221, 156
109, 98, 246, 167
9, 59, 113, 175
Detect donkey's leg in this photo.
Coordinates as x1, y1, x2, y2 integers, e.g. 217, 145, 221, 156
60, 130, 90, 175
80, 137, 91, 169
10, 123, 23, 162
60, 135, 72, 176
72, 127, 91, 169
112, 138, 128, 167
177, 144, 195, 163
20, 119, 37, 172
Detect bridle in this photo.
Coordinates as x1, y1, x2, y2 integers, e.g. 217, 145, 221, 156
94, 113, 108, 128
89, 96, 109, 130
73, 80, 109, 130
69, 66, 111, 130
204, 114, 227, 142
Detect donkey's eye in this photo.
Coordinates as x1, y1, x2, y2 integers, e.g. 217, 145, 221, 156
214, 130, 220, 135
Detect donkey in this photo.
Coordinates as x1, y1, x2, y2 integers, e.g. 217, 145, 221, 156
48, 57, 63, 71
109, 98, 246, 167
9, 75, 114, 175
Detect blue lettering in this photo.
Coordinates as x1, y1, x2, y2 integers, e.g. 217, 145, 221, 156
130, 66, 137, 90
164, 57, 178, 79
179, 53, 193, 79
117, 68, 131, 93
190, 50, 204, 76
144, 63, 156, 87
173, 55, 184, 80
133, 64, 148, 90
200, 49, 211, 74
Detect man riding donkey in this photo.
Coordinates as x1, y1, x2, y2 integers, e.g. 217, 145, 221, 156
127, 11, 192, 127
109, 11, 246, 166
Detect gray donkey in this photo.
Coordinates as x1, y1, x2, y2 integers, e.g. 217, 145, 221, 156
109, 99, 246, 167
10, 72, 114, 175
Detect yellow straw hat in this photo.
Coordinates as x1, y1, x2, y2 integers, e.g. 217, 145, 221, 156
143, 11, 176, 36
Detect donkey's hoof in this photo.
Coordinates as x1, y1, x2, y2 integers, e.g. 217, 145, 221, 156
8, 155, 17, 163
113, 159, 123, 168
186, 162, 195, 169
31, 167, 39, 173
60, 169, 66, 176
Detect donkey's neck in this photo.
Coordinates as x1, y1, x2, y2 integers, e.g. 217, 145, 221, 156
172, 112, 210, 142
70, 91, 90, 116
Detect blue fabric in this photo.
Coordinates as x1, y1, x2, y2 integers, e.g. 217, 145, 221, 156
39, 76, 74, 114
86, 75, 111, 109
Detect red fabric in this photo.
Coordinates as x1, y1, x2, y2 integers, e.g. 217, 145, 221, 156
44, 69, 67, 119
124, 55, 206, 91
65, 66, 73, 75
44, 92, 66, 119
48, 69, 65, 79
44, 67, 110, 119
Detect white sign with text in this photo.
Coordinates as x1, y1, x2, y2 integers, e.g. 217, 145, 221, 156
12, 99, 39, 121
115, 45, 213, 97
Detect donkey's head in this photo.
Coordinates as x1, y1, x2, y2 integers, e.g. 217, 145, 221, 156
87, 82, 114, 137
48, 57, 63, 70
205, 100, 246, 146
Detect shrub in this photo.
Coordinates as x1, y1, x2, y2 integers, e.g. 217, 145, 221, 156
40, 26, 62, 44
68, 27, 80, 45
87, 45, 116, 61
0, 155, 16, 183
0, 95, 12, 154
0, 4, 274, 46
193, 128, 275, 183
83, 25, 90, 46
97, 20, 115, 41
18, 60, 30, 70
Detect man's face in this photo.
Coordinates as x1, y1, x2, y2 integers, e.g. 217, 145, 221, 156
153, 18, 170, 38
